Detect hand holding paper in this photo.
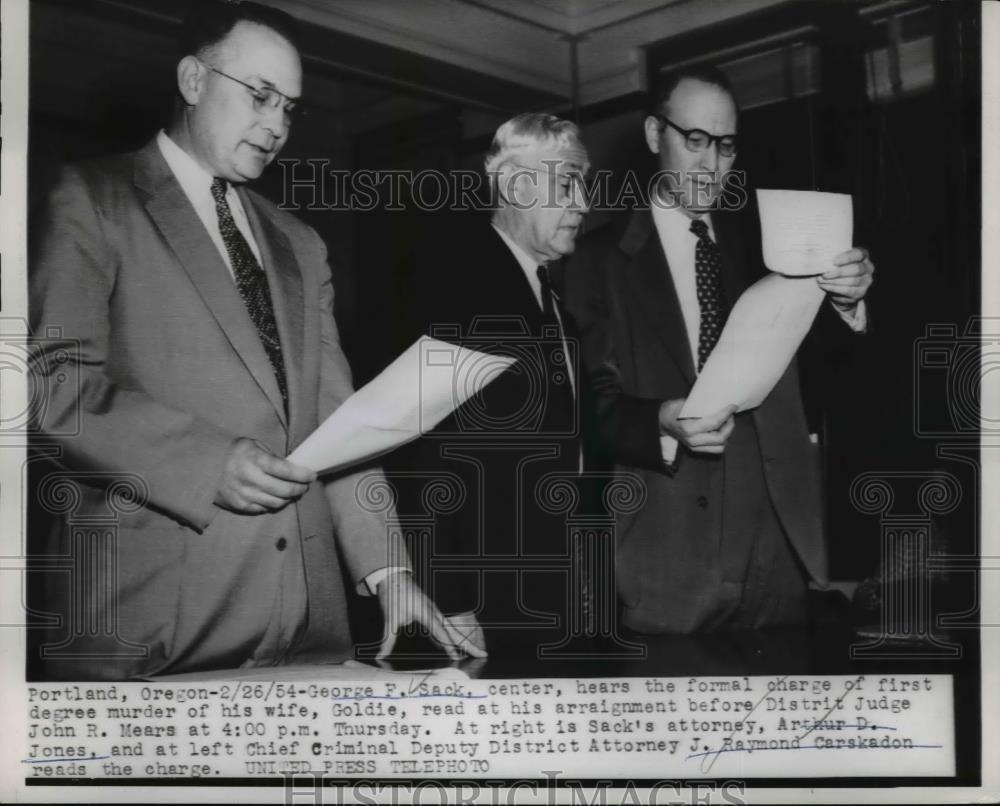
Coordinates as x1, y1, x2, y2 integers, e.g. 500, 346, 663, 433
818, 246, 875, 310
660, 399, 737, 455
288, 338, 516, 475
680, 190, 853, 418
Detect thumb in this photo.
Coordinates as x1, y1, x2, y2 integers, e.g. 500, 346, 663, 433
701, 404, 737, 431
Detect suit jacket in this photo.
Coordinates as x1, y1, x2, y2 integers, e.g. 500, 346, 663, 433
29, 139, 407, 679
563, 208, 826, 633
404, 221, 580, 637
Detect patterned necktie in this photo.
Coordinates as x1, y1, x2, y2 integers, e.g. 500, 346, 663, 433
211, 178, 287, 410
689, 217, 729, 371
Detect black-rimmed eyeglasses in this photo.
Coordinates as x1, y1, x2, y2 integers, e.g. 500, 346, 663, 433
653, 114, 737, 157
200, 60, 305, 122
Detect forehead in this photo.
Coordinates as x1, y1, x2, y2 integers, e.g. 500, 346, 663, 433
663, 78, 738, 130
214, 21, 302, 91
522, 143, 589, 175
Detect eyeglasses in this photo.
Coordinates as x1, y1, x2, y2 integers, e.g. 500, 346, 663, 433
653, 114, 737, 158
200, 61, 305, 122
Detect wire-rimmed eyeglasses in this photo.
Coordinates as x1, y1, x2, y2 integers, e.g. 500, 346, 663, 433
200, 60, 305, 122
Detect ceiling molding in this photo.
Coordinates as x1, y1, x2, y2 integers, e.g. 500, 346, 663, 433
275, 0, 573, 95
455, 0, 686, 37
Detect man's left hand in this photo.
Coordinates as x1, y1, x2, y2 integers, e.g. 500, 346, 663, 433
818, 247, 874, 310
375, 572, 486, 661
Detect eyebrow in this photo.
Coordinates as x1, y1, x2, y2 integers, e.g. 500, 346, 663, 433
250, 74, 302, 102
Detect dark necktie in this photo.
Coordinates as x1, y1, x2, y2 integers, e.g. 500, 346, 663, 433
211, 178, 288, 410
538, 268, 588, 616
536, 265, 559, 327
689, 217, 729, 371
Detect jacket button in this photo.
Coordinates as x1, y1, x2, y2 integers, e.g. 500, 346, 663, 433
275, 537, 287, 551
697, 496, 709, 509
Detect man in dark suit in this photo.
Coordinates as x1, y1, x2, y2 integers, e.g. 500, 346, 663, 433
563, 66, 874, 634
28, 0, 460, 680
411, 113, 590, 654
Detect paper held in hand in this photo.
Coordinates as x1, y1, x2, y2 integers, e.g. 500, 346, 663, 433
680, 190, 852, 418
757, 189, 853, 277
288, 338, 516, 475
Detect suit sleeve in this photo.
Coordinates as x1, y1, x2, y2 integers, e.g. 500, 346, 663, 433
313, 234, 412, 589
565, 242, 671, 472
29, 165, 237, 531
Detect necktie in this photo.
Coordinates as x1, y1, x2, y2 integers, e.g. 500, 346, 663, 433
689, 217, 729, 371
211, 178, 288, 410
538, 264, 588, 617
536, 265, 559, 326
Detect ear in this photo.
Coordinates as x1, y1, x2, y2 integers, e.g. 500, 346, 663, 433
643, 115, 663, 155
177, 55, 205, 106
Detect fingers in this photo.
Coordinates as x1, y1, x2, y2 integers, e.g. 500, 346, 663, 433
376, 574, 481, 661
696, 404, 738, 433
215, 438, 316, 514
256, 451, 318, 484
424, 614, 461, 662
376, 626, 398, 661
831, 246, 869, 267
820, 247, 873, 308
678, 404, 736, 454
444, 612, 488, 658
243, 459, 312, 502
824, 248, 874, 281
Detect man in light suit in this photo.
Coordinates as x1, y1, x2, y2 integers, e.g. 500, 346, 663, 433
564, 66, 874, 634
28, 0, 462, 680
410, 114, 590, 654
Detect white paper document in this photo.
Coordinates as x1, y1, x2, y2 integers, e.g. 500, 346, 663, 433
288, 338, 515, 475
757, 189, 853, 276
680, 273, 826, 418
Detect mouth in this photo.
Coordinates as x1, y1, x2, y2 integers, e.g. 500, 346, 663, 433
246, 142, 275, 158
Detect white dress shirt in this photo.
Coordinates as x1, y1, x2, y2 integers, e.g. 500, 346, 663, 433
493, 224, 582, 472
156, 131, 263, 276
649, 203, 867, 464
492, 224, 576, 396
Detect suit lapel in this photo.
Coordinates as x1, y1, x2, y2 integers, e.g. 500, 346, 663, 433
712, 209, 753, 303
620, 210, 696, 386
486, 227, 546, 334
135, 142, 288, 427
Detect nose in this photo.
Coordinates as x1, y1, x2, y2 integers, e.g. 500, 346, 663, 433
260, 103, 290, 140
698, 141, 720, 173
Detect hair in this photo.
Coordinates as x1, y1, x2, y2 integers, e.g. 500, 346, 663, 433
177, 0, 301, 59
648, 64, 736, 117
484, 112, 588, 175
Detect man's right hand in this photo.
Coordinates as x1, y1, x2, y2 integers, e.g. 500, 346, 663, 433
214, 437, 317, 514
658, 400, 737, 454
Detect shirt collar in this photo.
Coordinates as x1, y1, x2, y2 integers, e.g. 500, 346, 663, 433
650, 198, 715, 242
156, 129, 218, 199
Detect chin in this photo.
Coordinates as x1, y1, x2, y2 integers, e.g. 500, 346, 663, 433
552, 238, 576, 256
235, 157, 270, 181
